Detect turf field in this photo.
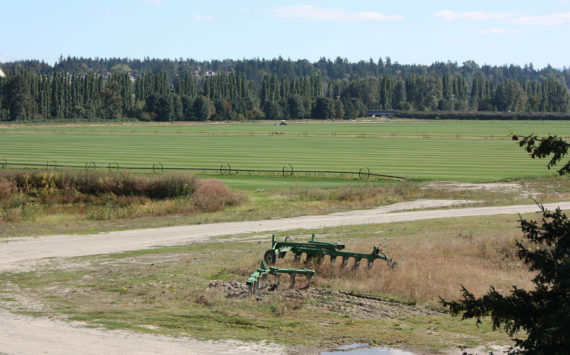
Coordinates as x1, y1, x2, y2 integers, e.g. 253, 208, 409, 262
0, 120, 568, 182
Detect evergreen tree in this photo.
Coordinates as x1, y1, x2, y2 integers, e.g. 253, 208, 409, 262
5, 74, 30, 120
192, 95, 214, 121
443, 134, 570, 354
312, 97, 335, 119
287, 95, 304, 119
99, 81, 123, 119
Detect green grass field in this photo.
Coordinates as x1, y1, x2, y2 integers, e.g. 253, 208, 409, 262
0, 120, 568, 183
2, 119, 570, 137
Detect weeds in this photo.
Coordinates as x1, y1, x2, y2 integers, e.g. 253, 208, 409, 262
288, 182, 422, 204
297, 229, 530, 306
3, 170, 199, 202
0, 170, 244, 225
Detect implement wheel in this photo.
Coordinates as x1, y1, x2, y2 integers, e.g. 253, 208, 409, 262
264, 250, 277, 265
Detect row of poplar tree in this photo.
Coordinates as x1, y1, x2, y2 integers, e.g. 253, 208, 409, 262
0, 67, 568, 121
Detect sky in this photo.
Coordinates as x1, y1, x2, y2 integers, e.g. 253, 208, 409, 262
1, 0, 570, 68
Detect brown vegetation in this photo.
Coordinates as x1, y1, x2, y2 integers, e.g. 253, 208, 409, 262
0, 170, 245, 224
193, 179, 246, 212
270, 224, 532, 306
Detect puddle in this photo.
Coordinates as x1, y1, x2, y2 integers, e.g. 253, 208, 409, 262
335, 344, 369, 351
321, 343, 415, 355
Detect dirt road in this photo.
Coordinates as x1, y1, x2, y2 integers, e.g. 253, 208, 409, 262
0, 309, 282, 355
3, 199, 570, 273
2, 199, 569, 354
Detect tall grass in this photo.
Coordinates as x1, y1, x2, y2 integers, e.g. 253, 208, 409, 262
276, 230, 532, 307
0, 170, 245, 224
287, 182, 422, 205
1, 169, 199, 202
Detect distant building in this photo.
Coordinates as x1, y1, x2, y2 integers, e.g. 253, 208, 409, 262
0, 68, 6, 78
366, 109, 397, 117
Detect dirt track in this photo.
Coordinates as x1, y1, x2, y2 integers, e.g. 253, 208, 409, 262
2, 199, 570, 354
4, 199, 570, 273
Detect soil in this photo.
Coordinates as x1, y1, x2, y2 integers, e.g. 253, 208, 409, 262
0, 309, 282, 355
207, 280, 439, 320
422, 182, 540, 199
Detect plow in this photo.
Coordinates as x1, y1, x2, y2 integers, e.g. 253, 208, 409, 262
246, 261, 316, 296
245, 234, 398, 296
263, 234, 399, 270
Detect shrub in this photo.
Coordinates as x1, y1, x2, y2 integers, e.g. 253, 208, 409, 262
0, 170, 200, 202
193, 179, 245, 212
0, 178, 17, 199
145, 173, 198, 199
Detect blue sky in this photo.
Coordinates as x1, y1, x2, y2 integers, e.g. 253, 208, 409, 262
1, 0, 569, 68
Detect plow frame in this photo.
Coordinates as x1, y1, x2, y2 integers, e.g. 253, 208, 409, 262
246, 261, 316, 296
265, 234, 398, 269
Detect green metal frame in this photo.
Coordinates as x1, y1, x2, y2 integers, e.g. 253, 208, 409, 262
265, 234, 398, 269
246, 261, 316, 296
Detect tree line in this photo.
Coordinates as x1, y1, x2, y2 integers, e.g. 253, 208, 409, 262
0, 57, 568, 121
5, 56, 570, 87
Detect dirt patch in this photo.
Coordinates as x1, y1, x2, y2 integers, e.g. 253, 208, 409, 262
423, 182, 540, 199
208, 280, 251, 298
0, 309, 283, 355
306, 289, 439, 320
0, 282, 47, 313
208, 280, 439, 320
424, 182, 522, 192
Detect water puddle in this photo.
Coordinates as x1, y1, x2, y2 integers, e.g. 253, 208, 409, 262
321, 343, 415, 355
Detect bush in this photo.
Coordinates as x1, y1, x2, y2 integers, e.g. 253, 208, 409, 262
145, 173, 198, 199
0, 177, 17, 199
193, 179, 245, 212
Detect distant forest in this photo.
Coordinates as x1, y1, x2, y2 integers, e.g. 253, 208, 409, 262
0, 56, 569, 121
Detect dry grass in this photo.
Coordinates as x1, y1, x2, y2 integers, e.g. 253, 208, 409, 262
193, 179, 247, 212
286, 182, 423, 206
0, 177, 18, 199
274, 223, 533, 306
0, 169, 200, 203
0, 170, 245, 224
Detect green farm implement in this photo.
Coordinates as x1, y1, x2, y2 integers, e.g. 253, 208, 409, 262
264, 234, 399, 269
246, 261, 316, 296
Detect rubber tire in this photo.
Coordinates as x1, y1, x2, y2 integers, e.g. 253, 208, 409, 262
264, 250, 277, 265
390, 261, 400, 269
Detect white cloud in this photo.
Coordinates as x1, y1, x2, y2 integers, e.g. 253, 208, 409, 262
0, 53, 11, 63
193, 15, 214, 21
434, 10, 515, 21
269, 5, 403, 22
511, 12, 570, 25
480, 28, 521, 35
145, 0, 163, 5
